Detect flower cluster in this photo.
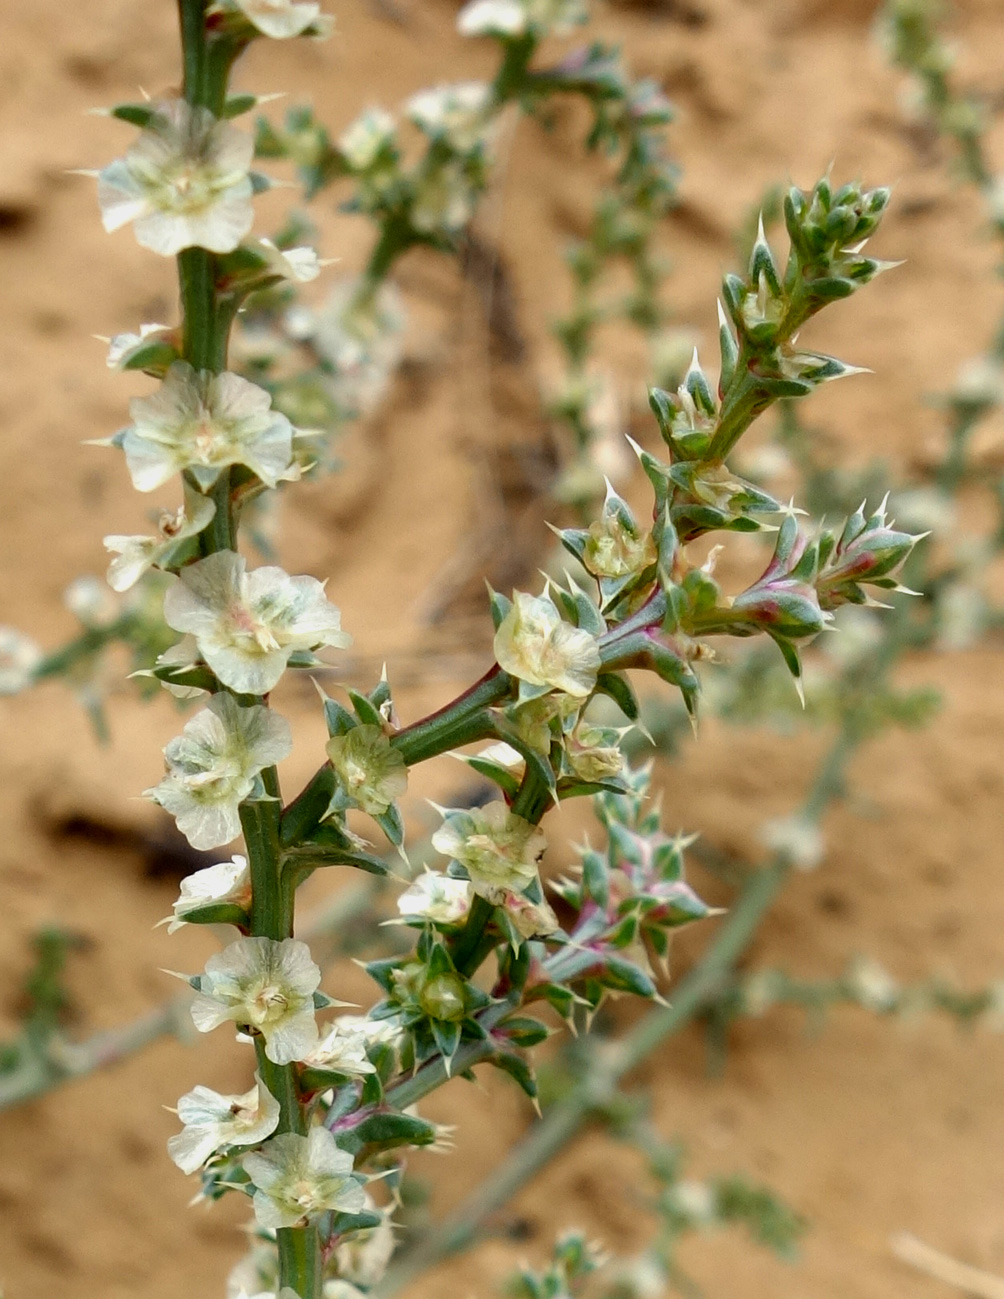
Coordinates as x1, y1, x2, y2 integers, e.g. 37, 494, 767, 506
62, 0, 927, 1286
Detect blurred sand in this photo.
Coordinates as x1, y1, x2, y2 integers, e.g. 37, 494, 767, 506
2, 0, 1004, 1296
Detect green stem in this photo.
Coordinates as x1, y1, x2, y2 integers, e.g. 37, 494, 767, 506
450, 895, 496, 976
241, 787, 290, 941
491, 34, 536, 103
364, 218, 412, 287
174, 3, 317, 1294
390, 668, 511, 766
278, 1224, 321, 1299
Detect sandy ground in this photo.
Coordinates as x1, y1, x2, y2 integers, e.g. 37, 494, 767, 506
2, 0, 1004, 1296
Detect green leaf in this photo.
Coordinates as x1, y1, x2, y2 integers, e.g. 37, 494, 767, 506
223, 93, 259, 118
498, 1015, 551, 1047
327, 1208, 384, 1239
282, 843, 391, 876
109, 103, 158, 128
463, 755, 521, 800
280, 765, 336, 846
489, 718, 557, 795
488, 585, 512, 631
151, 662, 218, 692
172, 903, 248, 930
431, 1018, 462, 1062
375, 804, 405, 849
298, 1066, 368, 1094
340, 1110, 437, 1155
594, 671, 640, 720
490, 1050, 538, 1099
581, 848, 609, 908
321, 694, 356, 737
349, 690, 384, 728
602, 955, 658, 999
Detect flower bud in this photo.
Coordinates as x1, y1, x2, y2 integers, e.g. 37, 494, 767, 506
417, 971, 468, 1023
0, 627, 42, 695
327, 724, 408, 816
582, 488, 657, 580
816, 497, 921, 610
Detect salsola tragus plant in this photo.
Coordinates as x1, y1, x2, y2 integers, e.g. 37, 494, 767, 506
46, 2, 921, 1296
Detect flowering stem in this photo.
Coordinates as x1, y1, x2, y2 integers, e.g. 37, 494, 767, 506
173, 4, 318, 1293
375, 723, 864, 1294
279, 1228, 322, 1298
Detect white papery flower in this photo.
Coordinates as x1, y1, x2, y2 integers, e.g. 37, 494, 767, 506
164, 550, 350, 694
457, 0, 526, 35
190, 936, 321, 1064
667, 1179, 717, 1224
301, 1019, 377, 1076
97, 99, 254, 256
846, 955, 900, 1013
493, 590, 601, 697
406, 82, 494, 153
432, 802, 546, 903
244, 1127, 365, 1228
146, 692, 292, 850
122, 361, 294, 493
105, 321, 177, 371
583, 508, 657, 580
334, 1014, 405, 1049
255, 238, 323, 283
760, 812, 823, 870
395, 872, 472, 925
166, 854, 252, 933
458, 0, 586, 37
230, 0, 329, 38
338, 108, 396, 170
311, 278, 405, 415
168, 1073, 280, 1174
64, 576, 120, 629
0, 628, 42, 695
104, 482, 216, 592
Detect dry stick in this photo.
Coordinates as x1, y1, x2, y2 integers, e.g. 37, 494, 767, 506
375, 727, 857, 1296
892, 1233, 1004, 1299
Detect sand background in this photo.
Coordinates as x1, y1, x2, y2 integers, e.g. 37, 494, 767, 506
2, 0, 1004, 1296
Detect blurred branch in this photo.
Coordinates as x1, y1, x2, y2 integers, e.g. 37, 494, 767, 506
892, 1233, 1004, 1299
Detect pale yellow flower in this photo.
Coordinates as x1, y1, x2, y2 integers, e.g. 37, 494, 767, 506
326, 724, 407, 815
432, 801, 546, 902
494, 590, 600, 697
244, 1127, 364, 1228
97, 100, 253, 256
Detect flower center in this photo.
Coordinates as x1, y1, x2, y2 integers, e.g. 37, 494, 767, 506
291, 1179, 320, 1211
249, 981, 289, 1026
